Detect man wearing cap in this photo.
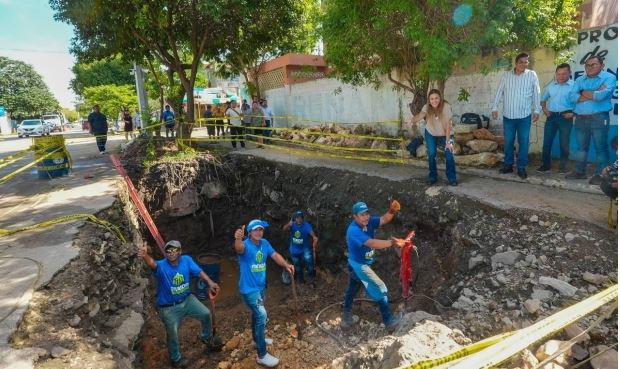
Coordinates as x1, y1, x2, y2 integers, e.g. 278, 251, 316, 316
282, 211, 319, 284
137, 240, 222, 368
342, 200, 405, 331
234, 220, 295, 367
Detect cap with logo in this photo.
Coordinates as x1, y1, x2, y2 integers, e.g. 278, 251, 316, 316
352, 201, 369, 215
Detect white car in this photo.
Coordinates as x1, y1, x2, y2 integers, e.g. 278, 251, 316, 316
42, 114, 64, 132
17, 119, 51, 137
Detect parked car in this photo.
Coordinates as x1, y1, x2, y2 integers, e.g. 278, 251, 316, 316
17, 119, 50, 137
42, 113, 64, 132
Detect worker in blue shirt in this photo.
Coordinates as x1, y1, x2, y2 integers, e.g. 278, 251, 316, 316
137, 240, 222, 368
538, 63, 575, 174
234, 220, 294, 368
282, 210, 318, 283
566, 55, 617, 184
341, 200, 405, 332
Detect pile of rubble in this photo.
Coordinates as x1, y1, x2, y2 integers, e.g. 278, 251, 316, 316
10, 205, 147, 368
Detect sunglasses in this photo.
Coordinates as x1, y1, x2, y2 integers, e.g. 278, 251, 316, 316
165, 248, 180, 255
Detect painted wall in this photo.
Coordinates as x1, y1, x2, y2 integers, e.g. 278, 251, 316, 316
265, 24, 618, 157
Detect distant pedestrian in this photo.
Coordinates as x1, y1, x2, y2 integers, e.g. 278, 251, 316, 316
204, 105, 215, 138
409, 89, 457, 186
566, 56, 617, 185
261, 99, 274, 145
132, 108, 143, 134
122, 108, 134, 140
341, 201, 405, 331
214, 104, 225, 137
234, 220, 295, 367
161, 105, 176, 138
492, 52, 541, 179
250, 102, 265, 147
137, 240, 222, 368
537, 63, 575, 174
87, 105, 108, 154
226, 101, 244, 149
282, 211, 318, 283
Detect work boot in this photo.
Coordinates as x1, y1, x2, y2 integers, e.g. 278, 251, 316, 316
589, 174, 603, 185
385, 312, 403, 333
565, 171, 587, 180
257, 352, 279, 367
499, 166, 513, 174
340, 312, 360, 329
202, 335, 223, 352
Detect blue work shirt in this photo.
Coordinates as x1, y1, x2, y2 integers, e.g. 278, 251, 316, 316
540, 80, 575, 113
346, 215, 381, 265
238, 238, 275, 294
569, 71, 617, 115
162, 110, 175, 126
154, 255, 202, 306
289, 221, 314, 255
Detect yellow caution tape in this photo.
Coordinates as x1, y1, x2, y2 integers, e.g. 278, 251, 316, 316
0, 147, 62, 184
406, 285, 618, 369
0, 148, 30, 163
0, 213, 126, 242
244, 133, 403, 154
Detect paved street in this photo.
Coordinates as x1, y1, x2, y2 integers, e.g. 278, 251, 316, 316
0, 129, 124, 369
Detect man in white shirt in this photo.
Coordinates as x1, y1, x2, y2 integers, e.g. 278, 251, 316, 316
225, 101, 244, 149
261, 99, 274, 145
492, 53, 541, 179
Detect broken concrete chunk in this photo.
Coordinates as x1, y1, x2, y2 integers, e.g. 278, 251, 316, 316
582, 272, 608, 286
519, 349, 539, 369
112, 310, 144, 351
589, 345, 618, 369
535, 340, 571, 366
539, 276, 577, 297
468, 255, 485, 270
529, 215, 539, 223
564, 323, 590, 343
491, 251, 521, 266
51, 346, 71, 358
531, 289, 553, 301
523, 299, 541, 314
564, 233, 576, 242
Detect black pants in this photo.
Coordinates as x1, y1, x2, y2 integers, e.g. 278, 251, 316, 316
230, 125, 245, 148
95, 134, 107, 152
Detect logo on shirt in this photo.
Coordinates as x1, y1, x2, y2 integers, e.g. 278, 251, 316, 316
292, 230, 303, 245
365, 250, 375, 260
255, 250, 264, 263
170, 272, 189, 295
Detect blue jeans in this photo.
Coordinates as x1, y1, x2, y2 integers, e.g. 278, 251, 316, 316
159, 294, 212, 363
574, 113, 610, 175
502, 115, 532, 170
95, 134, 107, 152
241, 290, 268, 358
424, 129, 457, 183
542, 113, 572, 169
290, 248, 315, 282
343, 262, 392, 324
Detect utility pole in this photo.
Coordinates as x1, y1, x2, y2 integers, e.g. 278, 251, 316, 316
133, 63, 148, 115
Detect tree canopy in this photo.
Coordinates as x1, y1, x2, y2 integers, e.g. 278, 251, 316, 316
0, 56, 60, 117
212, 0, 320, 98
81, 84, 137, 119
70, 56, 134, 97
321, 0, 581, 111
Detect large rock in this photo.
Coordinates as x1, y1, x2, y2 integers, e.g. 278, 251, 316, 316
453, 124, 477, 133
416, 144, 427, 159
112, 310, 145, 351
491, 250, 521, 266
468, 255, 485, 270
326, 319, 464, 369
589, 345, 618, 369
201, 181, 226, 199
523, 299, 541, 314
539, 277, 578, 297
370, 140, 388, 151
582, 272, 608, 285
454, 132, 475, 144
535, 340, 571, 366
473, 128, 496, 141
454, 152, 499, 167
564, 324, 589, 343
519, 349, 539, 369
164, 187, 200, 217
531, 289, 554, 301
466, 139, 498, 153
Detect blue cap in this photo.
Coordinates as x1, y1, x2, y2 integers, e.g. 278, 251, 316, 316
352, 201, 369, 215
247, 219, 269, 233
293, 210, 304, 219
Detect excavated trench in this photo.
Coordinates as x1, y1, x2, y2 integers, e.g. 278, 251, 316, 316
129, 151, 494, 369
123, 143, 617, 369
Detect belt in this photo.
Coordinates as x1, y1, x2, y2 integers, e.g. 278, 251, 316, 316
576, 112, 608, 118
158, 296, 187, 308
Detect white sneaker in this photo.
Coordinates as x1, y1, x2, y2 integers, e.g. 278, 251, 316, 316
100, 151, 105, 155
257, 352, 279, 367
